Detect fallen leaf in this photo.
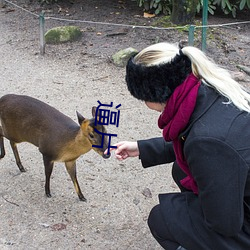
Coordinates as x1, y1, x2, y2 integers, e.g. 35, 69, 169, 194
143, 12, 155, 18
51, 223, 67, 231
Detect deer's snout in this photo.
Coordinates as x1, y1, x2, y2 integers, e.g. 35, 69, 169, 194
103, 152, 111, 159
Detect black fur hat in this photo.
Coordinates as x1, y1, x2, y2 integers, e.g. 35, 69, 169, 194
125, 52, 192, 103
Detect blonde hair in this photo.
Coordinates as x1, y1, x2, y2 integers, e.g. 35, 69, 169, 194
134, 42, 250, 113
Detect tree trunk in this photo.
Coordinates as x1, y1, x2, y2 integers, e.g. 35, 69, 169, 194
171, 0, 198, 25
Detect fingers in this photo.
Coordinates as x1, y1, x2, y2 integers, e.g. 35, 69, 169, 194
104, 141, 128, 154
104, 141, 139, 160
114, 142, 129, 155
104, 142, 121, 155
115, 153, 128, 160
104, 141, 130, 159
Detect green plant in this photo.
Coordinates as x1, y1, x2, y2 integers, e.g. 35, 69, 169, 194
213, 0, 237, 17
134, 0, 250, 18
239, 0, 250, 9
197, 0, 250, 18
136, 0, 172, 15
197, 0, 217, 14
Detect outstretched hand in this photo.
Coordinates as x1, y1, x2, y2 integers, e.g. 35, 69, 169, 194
105, 141, 139, 160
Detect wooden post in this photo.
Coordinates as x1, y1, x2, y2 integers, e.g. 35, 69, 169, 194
39, 11, 45, 55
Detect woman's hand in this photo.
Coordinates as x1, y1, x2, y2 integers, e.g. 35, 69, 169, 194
106, 141, 139, 160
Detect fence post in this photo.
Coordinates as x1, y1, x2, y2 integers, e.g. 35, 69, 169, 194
39, 11, 45, 55
201, 0, 208, 51
188, 25, 195, 46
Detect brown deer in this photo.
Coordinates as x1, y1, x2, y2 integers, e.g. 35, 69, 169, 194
0, 94, 110, 201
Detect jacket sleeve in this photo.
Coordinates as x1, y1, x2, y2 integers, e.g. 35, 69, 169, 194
185, 136, 249, 237
137, 137, 175, 168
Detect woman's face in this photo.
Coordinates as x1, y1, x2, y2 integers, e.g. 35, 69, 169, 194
145, 102, 166, 112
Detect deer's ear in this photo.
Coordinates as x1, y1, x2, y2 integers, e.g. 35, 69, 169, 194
92, 106, 97, 118
76, 111, 85, 125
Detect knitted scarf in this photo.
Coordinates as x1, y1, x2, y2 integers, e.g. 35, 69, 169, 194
158, 73, 201, 194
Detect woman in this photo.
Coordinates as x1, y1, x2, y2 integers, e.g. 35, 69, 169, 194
110, 42, 250, 249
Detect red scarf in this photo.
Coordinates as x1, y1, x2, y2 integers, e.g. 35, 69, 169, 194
158, 73, 201, 194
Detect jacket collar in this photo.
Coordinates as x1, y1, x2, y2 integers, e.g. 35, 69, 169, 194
179, 83, 220, 140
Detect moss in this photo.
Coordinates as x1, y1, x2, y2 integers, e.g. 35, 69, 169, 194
112, 48, 138, 67
152, 16, 197, 32
45, 26, 82, 44
152, 16, 172, 27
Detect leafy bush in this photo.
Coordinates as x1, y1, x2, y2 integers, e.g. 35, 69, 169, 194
197, 0, 238, 17
196, 0, 216, 15
135, 0, 250, 17
239, 0, 250, 9
213, 0, 250, 17
135, 0, 172, 15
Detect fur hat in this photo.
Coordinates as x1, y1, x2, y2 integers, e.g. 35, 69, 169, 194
125, 52, 192, 103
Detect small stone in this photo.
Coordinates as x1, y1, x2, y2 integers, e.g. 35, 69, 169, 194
231, 71, 247, 82
133, 197, 140, 205
142, 187, 152, 198
112, 47, 138, 67
0, 0, 6, 8
39, 223, 50, 228
45, 26, 82, 44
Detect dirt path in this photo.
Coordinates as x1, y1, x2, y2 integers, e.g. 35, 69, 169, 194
0, 1, 249, 249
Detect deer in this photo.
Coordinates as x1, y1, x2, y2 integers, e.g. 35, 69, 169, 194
0, 94, 111, 202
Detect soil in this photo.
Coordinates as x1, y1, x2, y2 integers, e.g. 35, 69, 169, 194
0, 0, 249, 249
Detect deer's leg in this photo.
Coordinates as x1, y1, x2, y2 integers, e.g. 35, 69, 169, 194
10, 141, 25, 172
0, 127, 5, 159
43, 155, 54, 198
65, 161, 86, 202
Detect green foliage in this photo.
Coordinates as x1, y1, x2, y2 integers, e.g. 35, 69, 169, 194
197, 0, 216, 15
239, 0, 250, 9
135, 0, 172, 15
213, 0, 238, 17
135, 0, 250, 18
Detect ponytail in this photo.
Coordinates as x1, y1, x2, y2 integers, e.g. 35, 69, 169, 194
182, 46, 250, 112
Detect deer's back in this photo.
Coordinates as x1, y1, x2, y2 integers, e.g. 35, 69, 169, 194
0, 94, 79, 147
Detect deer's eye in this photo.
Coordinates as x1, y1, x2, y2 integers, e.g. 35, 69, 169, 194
89, 133, 94, 139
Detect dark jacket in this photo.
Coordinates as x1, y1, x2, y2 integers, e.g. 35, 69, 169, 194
138, 84, 250, 250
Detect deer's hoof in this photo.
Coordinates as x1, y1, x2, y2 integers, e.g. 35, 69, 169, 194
79, 196, 87, 202
46, 193, 52, 198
